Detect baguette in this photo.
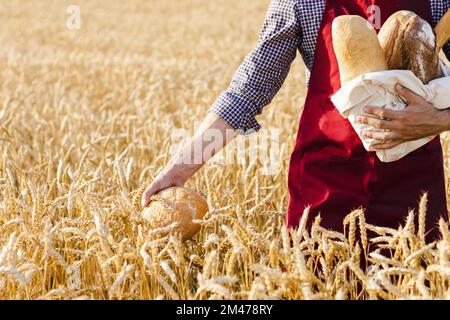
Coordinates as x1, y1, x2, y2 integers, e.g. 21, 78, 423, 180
435, 9, 450, 49
332, 15, 388, 85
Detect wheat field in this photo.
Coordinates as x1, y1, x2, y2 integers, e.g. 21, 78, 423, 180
0, 0, 449, 300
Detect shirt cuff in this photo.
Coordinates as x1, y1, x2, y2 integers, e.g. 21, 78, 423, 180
209, 91, 262, 135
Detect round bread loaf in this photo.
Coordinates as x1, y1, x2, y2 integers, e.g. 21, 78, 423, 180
142, 186, 209, 241
378, 10, 443, 83
332, 15, 388, 85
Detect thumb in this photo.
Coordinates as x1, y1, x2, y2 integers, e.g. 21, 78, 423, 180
141, 183, 160, 208
395, 84, 421, 105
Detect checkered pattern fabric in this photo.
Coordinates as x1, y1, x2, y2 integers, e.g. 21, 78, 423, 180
210, 0, 450, 134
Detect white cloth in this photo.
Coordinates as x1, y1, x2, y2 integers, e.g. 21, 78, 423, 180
331, 63, 450, 162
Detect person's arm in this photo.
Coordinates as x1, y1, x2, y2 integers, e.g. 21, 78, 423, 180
356, 84, 450, 150
210, 0, 301, 134
141, 0, 301, 207
141, 113, 236, 207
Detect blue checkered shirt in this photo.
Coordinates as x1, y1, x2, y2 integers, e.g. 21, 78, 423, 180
210, 0, 450, 134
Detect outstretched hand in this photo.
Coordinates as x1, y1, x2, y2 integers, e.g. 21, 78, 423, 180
141, 166, 187, 208
357, 84, 450, 150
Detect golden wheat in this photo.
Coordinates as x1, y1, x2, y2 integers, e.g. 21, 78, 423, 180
0, 0, 449, 300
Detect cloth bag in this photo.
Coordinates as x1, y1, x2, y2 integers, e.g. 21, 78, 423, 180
331, 63, 450, 162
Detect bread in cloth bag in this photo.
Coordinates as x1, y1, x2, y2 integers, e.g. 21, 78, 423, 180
331, 13, 450, 162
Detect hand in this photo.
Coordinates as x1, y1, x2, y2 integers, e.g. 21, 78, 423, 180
141, 164, 191, 208
357, 84, 450, 150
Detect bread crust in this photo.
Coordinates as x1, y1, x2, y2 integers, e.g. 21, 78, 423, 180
332, 15, 388, 85
378, 10, 443, 84
142, 187, 209, 241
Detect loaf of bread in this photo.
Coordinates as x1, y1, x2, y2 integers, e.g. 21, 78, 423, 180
378, 10, 443, 84
332, 15, 388, 85
435, 9, 450, 49
142, 186, 209, 241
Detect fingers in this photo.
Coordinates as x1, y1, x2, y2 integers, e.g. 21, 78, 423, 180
362, 106, 402, 121
372, 140, 403, 150
362, 130, 397, 142
395, 84, 423, 105
141, 182, 161, 208
362, 129, 403, 150
357, 115, 397, 130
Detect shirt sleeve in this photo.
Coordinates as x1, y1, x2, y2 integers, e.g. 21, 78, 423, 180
209, 0, 301, 135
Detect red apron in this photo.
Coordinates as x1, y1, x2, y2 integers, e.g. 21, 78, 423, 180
287, 0, 448, 241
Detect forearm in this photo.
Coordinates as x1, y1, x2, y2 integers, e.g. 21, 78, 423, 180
166, 113, 237, 178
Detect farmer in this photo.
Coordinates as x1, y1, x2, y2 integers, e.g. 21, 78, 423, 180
142, 0, 450, 240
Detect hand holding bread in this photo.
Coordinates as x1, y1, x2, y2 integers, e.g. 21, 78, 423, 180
330, 10, 450, 162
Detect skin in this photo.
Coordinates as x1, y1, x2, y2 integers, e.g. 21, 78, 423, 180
357, 84, 450, 150
141, 113, 236, 207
